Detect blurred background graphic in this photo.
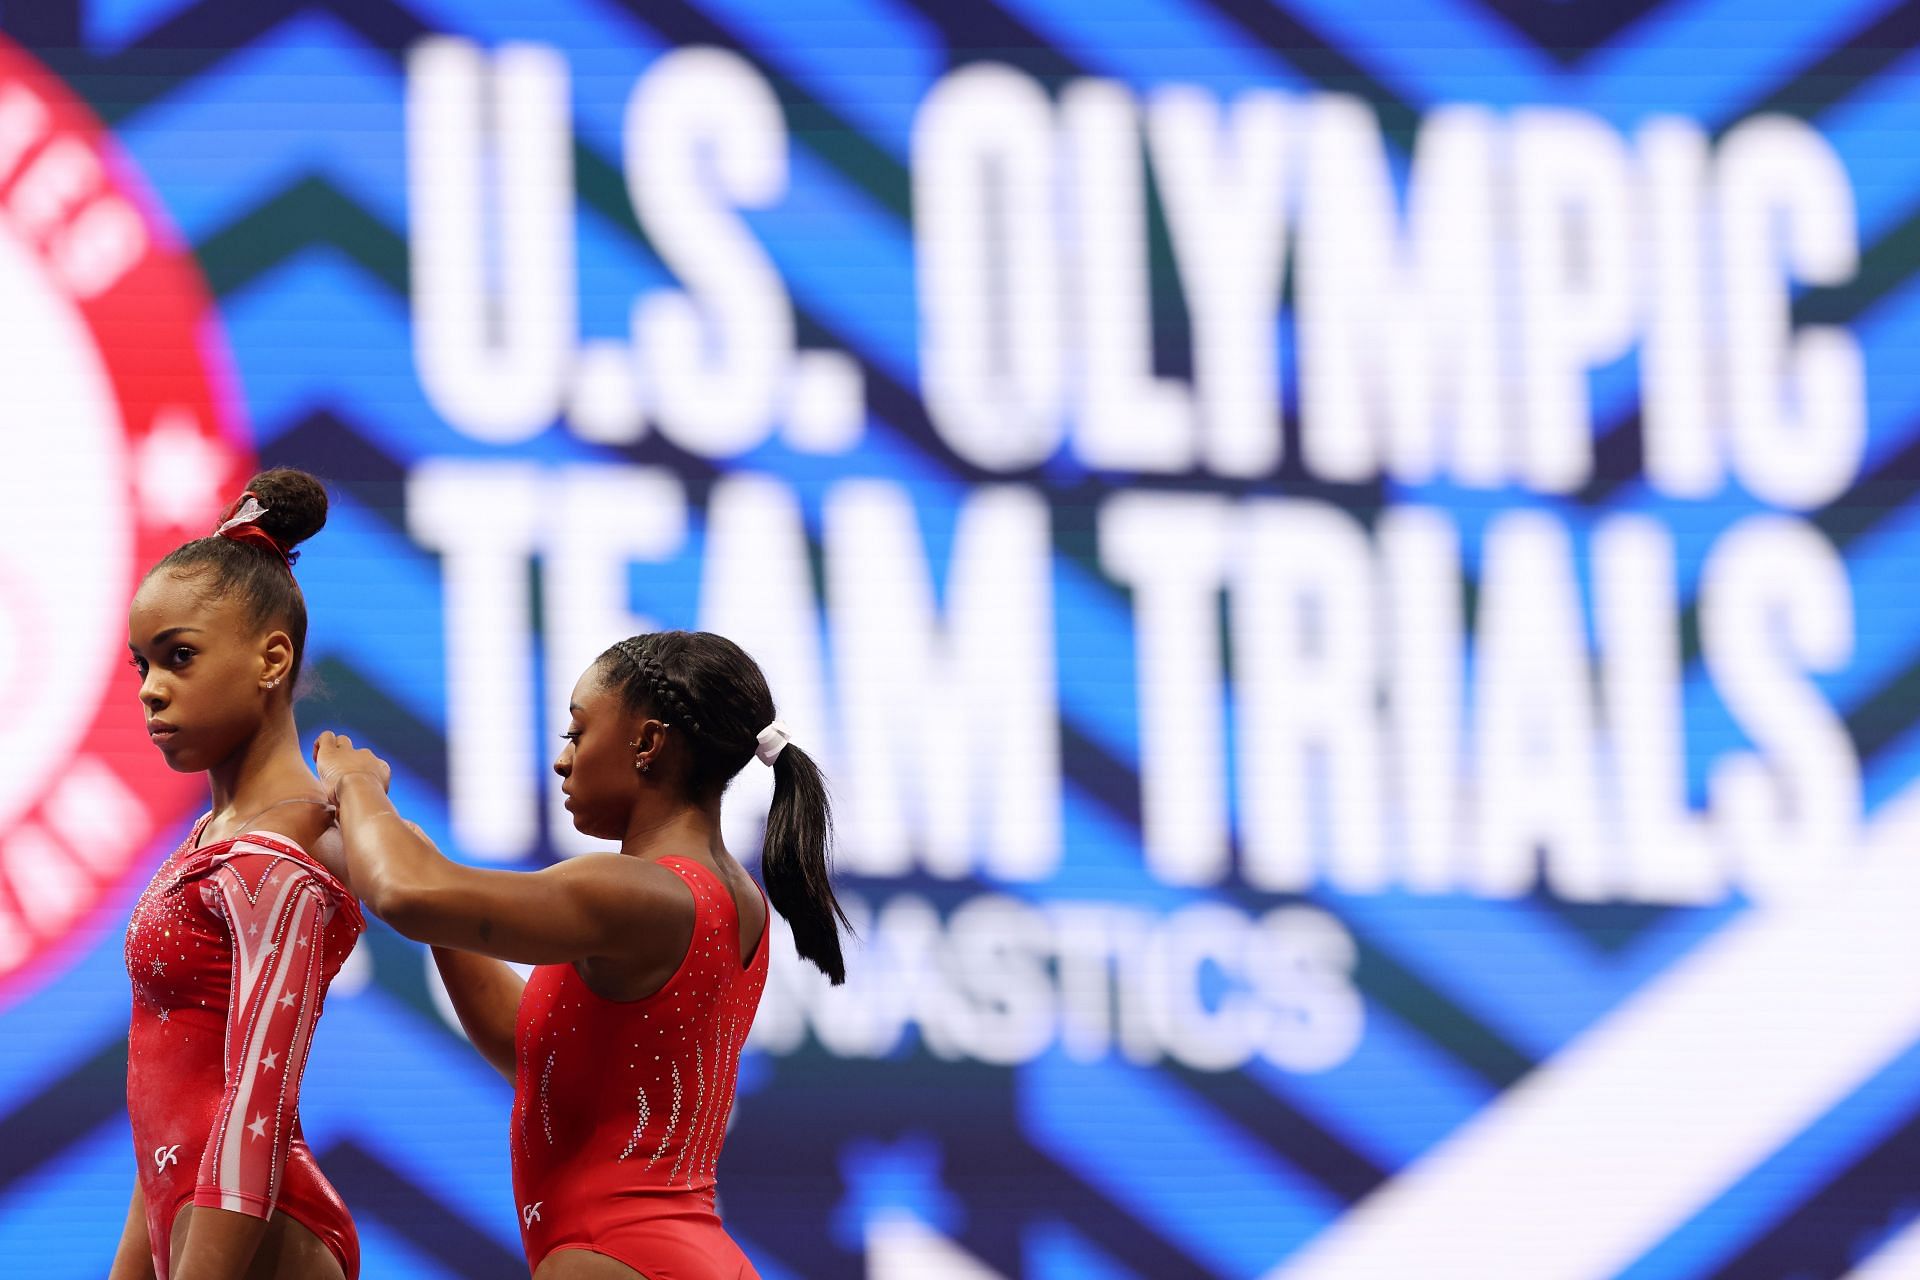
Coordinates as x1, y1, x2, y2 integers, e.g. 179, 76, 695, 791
2, 0, 1919, 1275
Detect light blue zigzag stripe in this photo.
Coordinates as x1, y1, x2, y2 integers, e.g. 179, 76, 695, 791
577, 202, 680, 340
1029, 1218, 1147, 1280
1799, 498, 1920, 713
746, 146, 919, 384
994, 0, 1311, 97
1867, 717, 1920, 811
301, 988, 522, 1252
1668, 479, 1920, 746
1282, 0, 1899, 127
0, 1116, 149, 1277
222, 250, 608, 467
1579, 0, 1908, 128
113, 11, 408, 240
1562, 263, 1920, 584
1260, 0, 1555, 108
1660, 279, 1920, 715
1823, 42, 1920, 244
1024, 1049, 1338, 1278
1248, 995, 1495, 1172
681, 0, 940, 158
0, 820, 190, 1117
295, 490, 449, 733
85, 0, 197, 53
402, 0, 668, 162
228, 213, 678, 444
1335, 890, 1736, 1059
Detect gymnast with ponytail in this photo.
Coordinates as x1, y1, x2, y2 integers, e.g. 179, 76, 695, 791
313, 630, 849, 1280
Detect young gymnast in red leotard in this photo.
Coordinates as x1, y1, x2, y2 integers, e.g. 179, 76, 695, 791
111, 471, 363, 1280
314, 630, 851, 1280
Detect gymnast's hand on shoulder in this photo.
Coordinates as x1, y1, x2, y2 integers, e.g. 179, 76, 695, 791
312, 730, 392, 801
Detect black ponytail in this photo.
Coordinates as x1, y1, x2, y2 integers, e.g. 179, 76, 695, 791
600, 630, 852, 984
763, 742, 849, 984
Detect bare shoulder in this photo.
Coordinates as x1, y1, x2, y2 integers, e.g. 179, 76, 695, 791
557, 856, 699, 989
305, 823, 352, 889
548, 853, 698, 924
240, 796, 333, 845
241, 798, 350, 886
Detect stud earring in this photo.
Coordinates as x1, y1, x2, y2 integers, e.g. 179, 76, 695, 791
266, 678, 281, 689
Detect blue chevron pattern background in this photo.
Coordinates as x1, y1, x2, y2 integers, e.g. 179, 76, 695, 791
4, 0, 1920, 1277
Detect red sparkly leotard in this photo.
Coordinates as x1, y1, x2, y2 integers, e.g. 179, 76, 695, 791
513, 856, 769, 1279
125, 816, 364, 1279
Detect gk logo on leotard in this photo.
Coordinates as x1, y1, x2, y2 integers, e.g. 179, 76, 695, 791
152, 1145, 180, 1173
522, 1202, 543, 1228
0, 34, 247, 1005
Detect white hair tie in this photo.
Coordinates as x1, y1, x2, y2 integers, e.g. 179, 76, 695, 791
755, 721, 792, 766
215, 495, 270, 534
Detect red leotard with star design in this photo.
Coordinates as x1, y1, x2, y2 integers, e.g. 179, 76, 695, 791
513, 855, 768, 1279
125, 816, 364, 1280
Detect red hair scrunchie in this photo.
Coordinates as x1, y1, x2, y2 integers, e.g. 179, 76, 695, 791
214, 490, 297, 573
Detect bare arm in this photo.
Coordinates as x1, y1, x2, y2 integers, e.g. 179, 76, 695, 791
106, 1179, 154, 1280
326, 765, 690, 971
432, 945, 525, 1081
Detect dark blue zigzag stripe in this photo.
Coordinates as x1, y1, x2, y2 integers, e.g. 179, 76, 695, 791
321, 1138, 525, 1277
1715, 1103, 1920, 1277
0, 1038, 124, 1194
2, 0, 429, 124
725, 1054, 1216, 1279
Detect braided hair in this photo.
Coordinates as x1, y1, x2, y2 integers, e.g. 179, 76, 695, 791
601, 631, 850, 985
145, 468, 329, 682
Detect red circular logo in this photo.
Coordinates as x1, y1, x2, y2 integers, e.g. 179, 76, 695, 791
0, 34, 249, 1001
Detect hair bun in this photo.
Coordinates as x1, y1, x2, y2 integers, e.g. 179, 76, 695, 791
239, 468, 329, 551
